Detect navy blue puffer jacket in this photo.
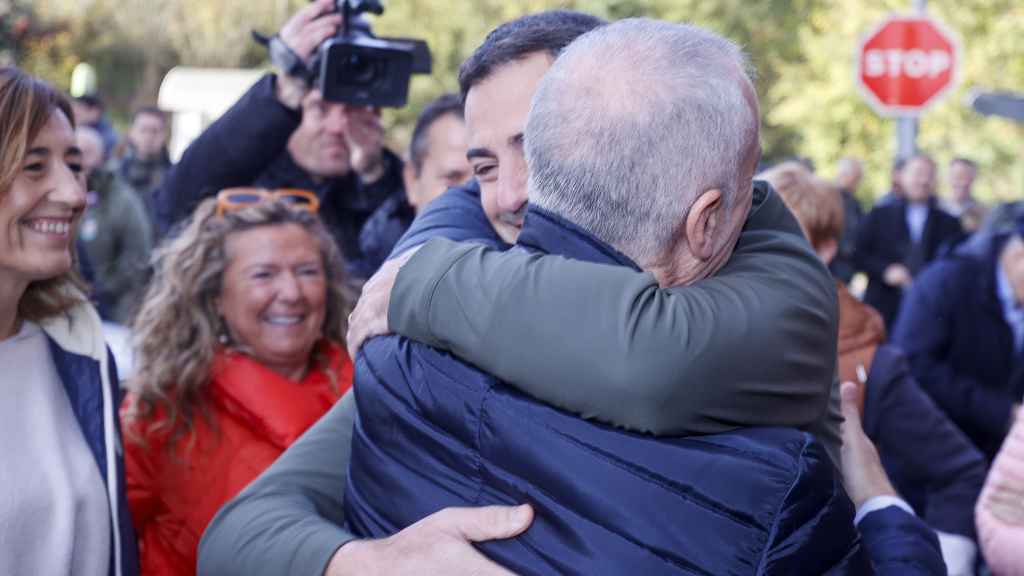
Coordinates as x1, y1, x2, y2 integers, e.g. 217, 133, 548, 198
344, 204, 868, 575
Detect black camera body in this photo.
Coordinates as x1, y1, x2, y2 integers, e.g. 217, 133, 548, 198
314, 0, 430, 108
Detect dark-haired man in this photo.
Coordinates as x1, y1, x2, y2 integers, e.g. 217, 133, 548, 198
855, 154, 964, 329
114, 106, 173, 216
71, 94, 119, 157
354, 93, 470, 276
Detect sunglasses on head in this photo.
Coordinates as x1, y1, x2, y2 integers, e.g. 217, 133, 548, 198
215, 188, 320, 218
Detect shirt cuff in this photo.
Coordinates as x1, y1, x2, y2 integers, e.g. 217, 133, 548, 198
935, 530, 977, 576
855, 495, 915, 526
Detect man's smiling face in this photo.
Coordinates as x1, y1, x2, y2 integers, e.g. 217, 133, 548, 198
464, 52, 553, 244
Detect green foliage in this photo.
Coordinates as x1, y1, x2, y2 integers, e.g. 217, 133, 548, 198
17, 0, 1023, 200
769, 0, 1024, 203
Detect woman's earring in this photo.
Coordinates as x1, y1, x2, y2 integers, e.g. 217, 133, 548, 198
218, 319, 231, 346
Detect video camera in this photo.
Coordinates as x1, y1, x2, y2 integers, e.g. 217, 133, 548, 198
258, 0, 431, 108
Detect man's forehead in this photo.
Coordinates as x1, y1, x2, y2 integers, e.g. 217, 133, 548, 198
463, 52, 553, 153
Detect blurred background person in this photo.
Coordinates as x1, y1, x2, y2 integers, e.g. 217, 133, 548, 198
891, 219, 1024, 463
830, 156, 865, 284
153, 0, 406, 281
976, 407, 1024, 576
122, 195, 353, 575
854, 153, 964, 329
0, 66, 138, 576
356, 92, 471, 276
75, 125, 153, 325
114, 106, 173, 220
762, 161, 986, 575
943, 156, 988, 234
71, 93, 118, 158
875, 157, 907, 207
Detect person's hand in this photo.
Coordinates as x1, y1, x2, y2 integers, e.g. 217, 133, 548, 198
345, 106, 386, 182
883, 263, 912, 288
346, 246, 421, 359
279, 0, 341, 64
274, 0, 342, 108
325, 504, 534, 575
839, 381, 898, 509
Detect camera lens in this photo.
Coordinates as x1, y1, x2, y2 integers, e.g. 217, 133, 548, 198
342, 54, 378, 86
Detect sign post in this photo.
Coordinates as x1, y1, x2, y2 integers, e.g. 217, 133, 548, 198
857, 1, 959, 161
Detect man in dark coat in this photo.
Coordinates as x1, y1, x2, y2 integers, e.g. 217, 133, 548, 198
855, 153, 963, 328
355, 93, 470, 277
892, 229, 1024, 462
113, 106, 173, 222
153, 1, 404, 279
830, 156, 865, 283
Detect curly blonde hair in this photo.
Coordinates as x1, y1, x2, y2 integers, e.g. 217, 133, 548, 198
124, 198, 352, 444
0, 67, 87, 322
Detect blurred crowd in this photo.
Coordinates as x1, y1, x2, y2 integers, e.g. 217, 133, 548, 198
2, 1, 1024, 576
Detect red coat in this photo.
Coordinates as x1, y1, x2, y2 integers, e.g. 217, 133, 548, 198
123, 341, 352, 576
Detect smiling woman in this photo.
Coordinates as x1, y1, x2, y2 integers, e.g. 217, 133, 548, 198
121, 196, 354, 576
0, 66, 139, 576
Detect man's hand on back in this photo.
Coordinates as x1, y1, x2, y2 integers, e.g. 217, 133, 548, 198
325, 504, 533, 576
347, 246, 421, 359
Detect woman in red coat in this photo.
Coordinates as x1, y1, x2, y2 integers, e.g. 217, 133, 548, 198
121, 193, 354, 575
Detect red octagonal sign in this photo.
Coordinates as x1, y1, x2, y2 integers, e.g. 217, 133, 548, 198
857, 15, 960, 116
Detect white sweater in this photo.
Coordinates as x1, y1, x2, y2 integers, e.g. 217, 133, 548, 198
0, 321, 111, 576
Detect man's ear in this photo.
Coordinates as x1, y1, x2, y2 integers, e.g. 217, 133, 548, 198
402, 160, 419, 209
685, 189, 723, 261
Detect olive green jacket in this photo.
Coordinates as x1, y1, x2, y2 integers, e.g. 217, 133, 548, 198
391, 182, 842, 461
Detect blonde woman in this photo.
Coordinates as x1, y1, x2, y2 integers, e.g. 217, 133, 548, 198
0, 67, 139, 576
122, 194, 353, 575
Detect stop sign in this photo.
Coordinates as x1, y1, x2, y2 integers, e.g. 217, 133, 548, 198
857, 15, 960, 116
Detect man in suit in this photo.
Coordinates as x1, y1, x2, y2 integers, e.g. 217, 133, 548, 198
855, 153, 963, 328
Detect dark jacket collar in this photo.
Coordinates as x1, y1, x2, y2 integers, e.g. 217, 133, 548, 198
516, 204, 643, 270
515, 180, 778, 270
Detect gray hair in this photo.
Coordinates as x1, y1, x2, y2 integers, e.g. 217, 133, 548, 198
525, 18, 759, 266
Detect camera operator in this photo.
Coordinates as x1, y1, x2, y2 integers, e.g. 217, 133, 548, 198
153, 0, 404, 279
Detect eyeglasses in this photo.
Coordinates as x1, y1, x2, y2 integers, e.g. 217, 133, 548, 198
215, 188, 320, 217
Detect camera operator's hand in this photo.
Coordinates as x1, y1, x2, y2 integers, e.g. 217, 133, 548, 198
346, 106, 387, 183
275, 0, 343, 109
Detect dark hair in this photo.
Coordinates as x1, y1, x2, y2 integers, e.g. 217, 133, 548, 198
132, 105, 167, 124
892, 157, 907, 173
951, 156, 978, 171
408, 93, 463, 175
458, 10, 606, 102
74, 94, 103, 110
